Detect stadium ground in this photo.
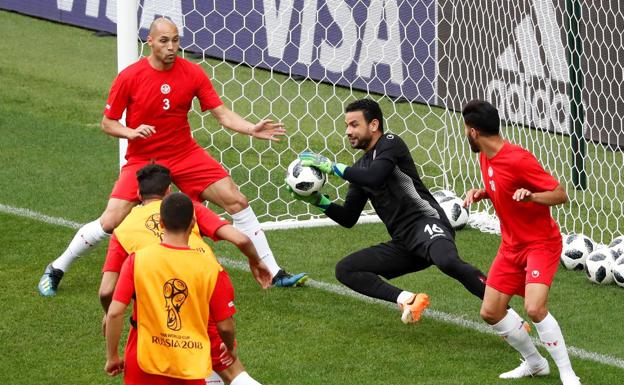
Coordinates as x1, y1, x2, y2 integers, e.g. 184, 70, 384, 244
1, 10, 622, 384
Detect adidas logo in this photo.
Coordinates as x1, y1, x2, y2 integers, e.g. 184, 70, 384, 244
486, 0, 571, 134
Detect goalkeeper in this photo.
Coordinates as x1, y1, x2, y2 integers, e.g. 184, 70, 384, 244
289, 99, 502, 324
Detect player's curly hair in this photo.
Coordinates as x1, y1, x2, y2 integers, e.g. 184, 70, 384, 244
136, 164, 171, 199
345, 98, 384, 133
462, 100, 500, 136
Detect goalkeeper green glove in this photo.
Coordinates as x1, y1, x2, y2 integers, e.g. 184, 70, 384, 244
284, 185, 331, 212
299, 151, 347, 178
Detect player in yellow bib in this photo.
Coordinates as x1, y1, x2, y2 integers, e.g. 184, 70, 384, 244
102, 165, 267, 384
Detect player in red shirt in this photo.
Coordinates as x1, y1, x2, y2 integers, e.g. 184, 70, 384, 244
105, 193, 262, 385
38, 18, 307, 297
462, 100, 580, 385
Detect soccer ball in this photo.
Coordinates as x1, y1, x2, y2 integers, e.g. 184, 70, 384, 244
608, 235, 624, 258
585, 248, 617, 284
432, 189, 456, 203
613, 257, 624, 288
560, 233, 594, 271
285, 159, 327, 196
438, 196, 469, 230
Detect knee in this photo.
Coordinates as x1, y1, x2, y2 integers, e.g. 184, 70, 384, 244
222, 192, 249, 214
480, 305, 504, 325
524, 304, 548, 322
100, 211, 125, 233
334, 259, 352, 284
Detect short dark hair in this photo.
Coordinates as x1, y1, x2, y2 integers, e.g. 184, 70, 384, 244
136, 164, 171, 198
160, 192, 194, 232
345, 98, 384, 133
462, 100, 500, 136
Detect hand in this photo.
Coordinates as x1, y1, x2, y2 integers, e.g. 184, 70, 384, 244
127, 124, 156, 140
298, 151, 346, 177
513, 188, 532, 202
217, 342, 236, 367
105, 356, 124, 376
250, 119, 286, 141
249, 259, 272, 289
284, 185, 322, 205
284, 185, 331, 211
463, 188, 486, 207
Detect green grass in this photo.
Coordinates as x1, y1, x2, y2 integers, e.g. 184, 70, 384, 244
1, 10, 623, 385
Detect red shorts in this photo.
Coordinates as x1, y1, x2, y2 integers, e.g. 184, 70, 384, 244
486, 237, 562, 297
111, 146, 229, 202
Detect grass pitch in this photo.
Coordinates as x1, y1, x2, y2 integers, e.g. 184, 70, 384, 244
0, 10, 623, 384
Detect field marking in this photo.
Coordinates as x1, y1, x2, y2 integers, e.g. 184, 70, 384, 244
3, 202, 623, 370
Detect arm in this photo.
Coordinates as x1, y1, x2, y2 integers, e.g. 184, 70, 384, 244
99, 233, 128, 312
101, 115, 155, 140
323, 184, 369, 228
342, 158, 394, 187
104, 300, 126, 376
513, 183, 568, 206
286, 182, 368, 228
515, 152, 567, 206
215, 317, 236, 355
209, 105, 285, 141
214, 225, 272, 289
210, 271, 237, 356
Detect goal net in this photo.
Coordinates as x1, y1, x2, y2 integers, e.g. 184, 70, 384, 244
119, 0, 623, 243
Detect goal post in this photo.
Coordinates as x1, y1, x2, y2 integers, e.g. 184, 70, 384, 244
113, 0, 624, 243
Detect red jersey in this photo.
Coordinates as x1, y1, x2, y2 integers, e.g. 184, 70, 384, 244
104, 57, 223, 159
103, 201, 228, 273
113, 253, 236, 385
480, 141, 561, 247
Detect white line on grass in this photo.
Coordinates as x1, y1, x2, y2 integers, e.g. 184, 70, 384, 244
3, 203, 623, 370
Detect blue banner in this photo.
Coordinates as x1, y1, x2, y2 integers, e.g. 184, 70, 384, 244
2, 0, 436, 103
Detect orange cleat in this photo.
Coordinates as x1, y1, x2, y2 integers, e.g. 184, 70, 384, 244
400, 293, 430, 324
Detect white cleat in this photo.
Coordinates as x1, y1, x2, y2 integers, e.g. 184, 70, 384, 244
499, 358, 550, 379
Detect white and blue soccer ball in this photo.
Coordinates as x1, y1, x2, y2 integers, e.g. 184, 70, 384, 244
612, 257, 624, 288
585, 248, 617, 284
560, 233, 594, 271
432, 189, 456, 203
285, 159, 327, 197
438, 195, 469, 230
608, 235, 624, 258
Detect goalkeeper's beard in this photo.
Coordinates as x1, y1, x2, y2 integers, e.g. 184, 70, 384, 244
349, 135, 371, 150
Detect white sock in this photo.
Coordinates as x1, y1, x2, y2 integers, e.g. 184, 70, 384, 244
205, 371, 225, 385
230, 371, 262, 385
505, 307, 531, 330
51, 219, 110, 272
396, 291, 414, 307
231, 206, 281, 277
492, 310, 544, 367
534, 313, 577, 380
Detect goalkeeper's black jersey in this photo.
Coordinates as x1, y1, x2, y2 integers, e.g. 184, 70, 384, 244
325, 133, 450, 242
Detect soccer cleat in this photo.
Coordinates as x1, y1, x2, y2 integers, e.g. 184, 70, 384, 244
38, 264, 64, 297
499, 358, 550, 379
272, 270, 308, 288
400, 293, 430, 324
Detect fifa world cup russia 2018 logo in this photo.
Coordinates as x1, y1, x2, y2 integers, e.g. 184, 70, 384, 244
145, 214, 164, 241
163, 278, 188, 331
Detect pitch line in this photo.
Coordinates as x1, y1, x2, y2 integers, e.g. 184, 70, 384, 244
3, 202, 623, 370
